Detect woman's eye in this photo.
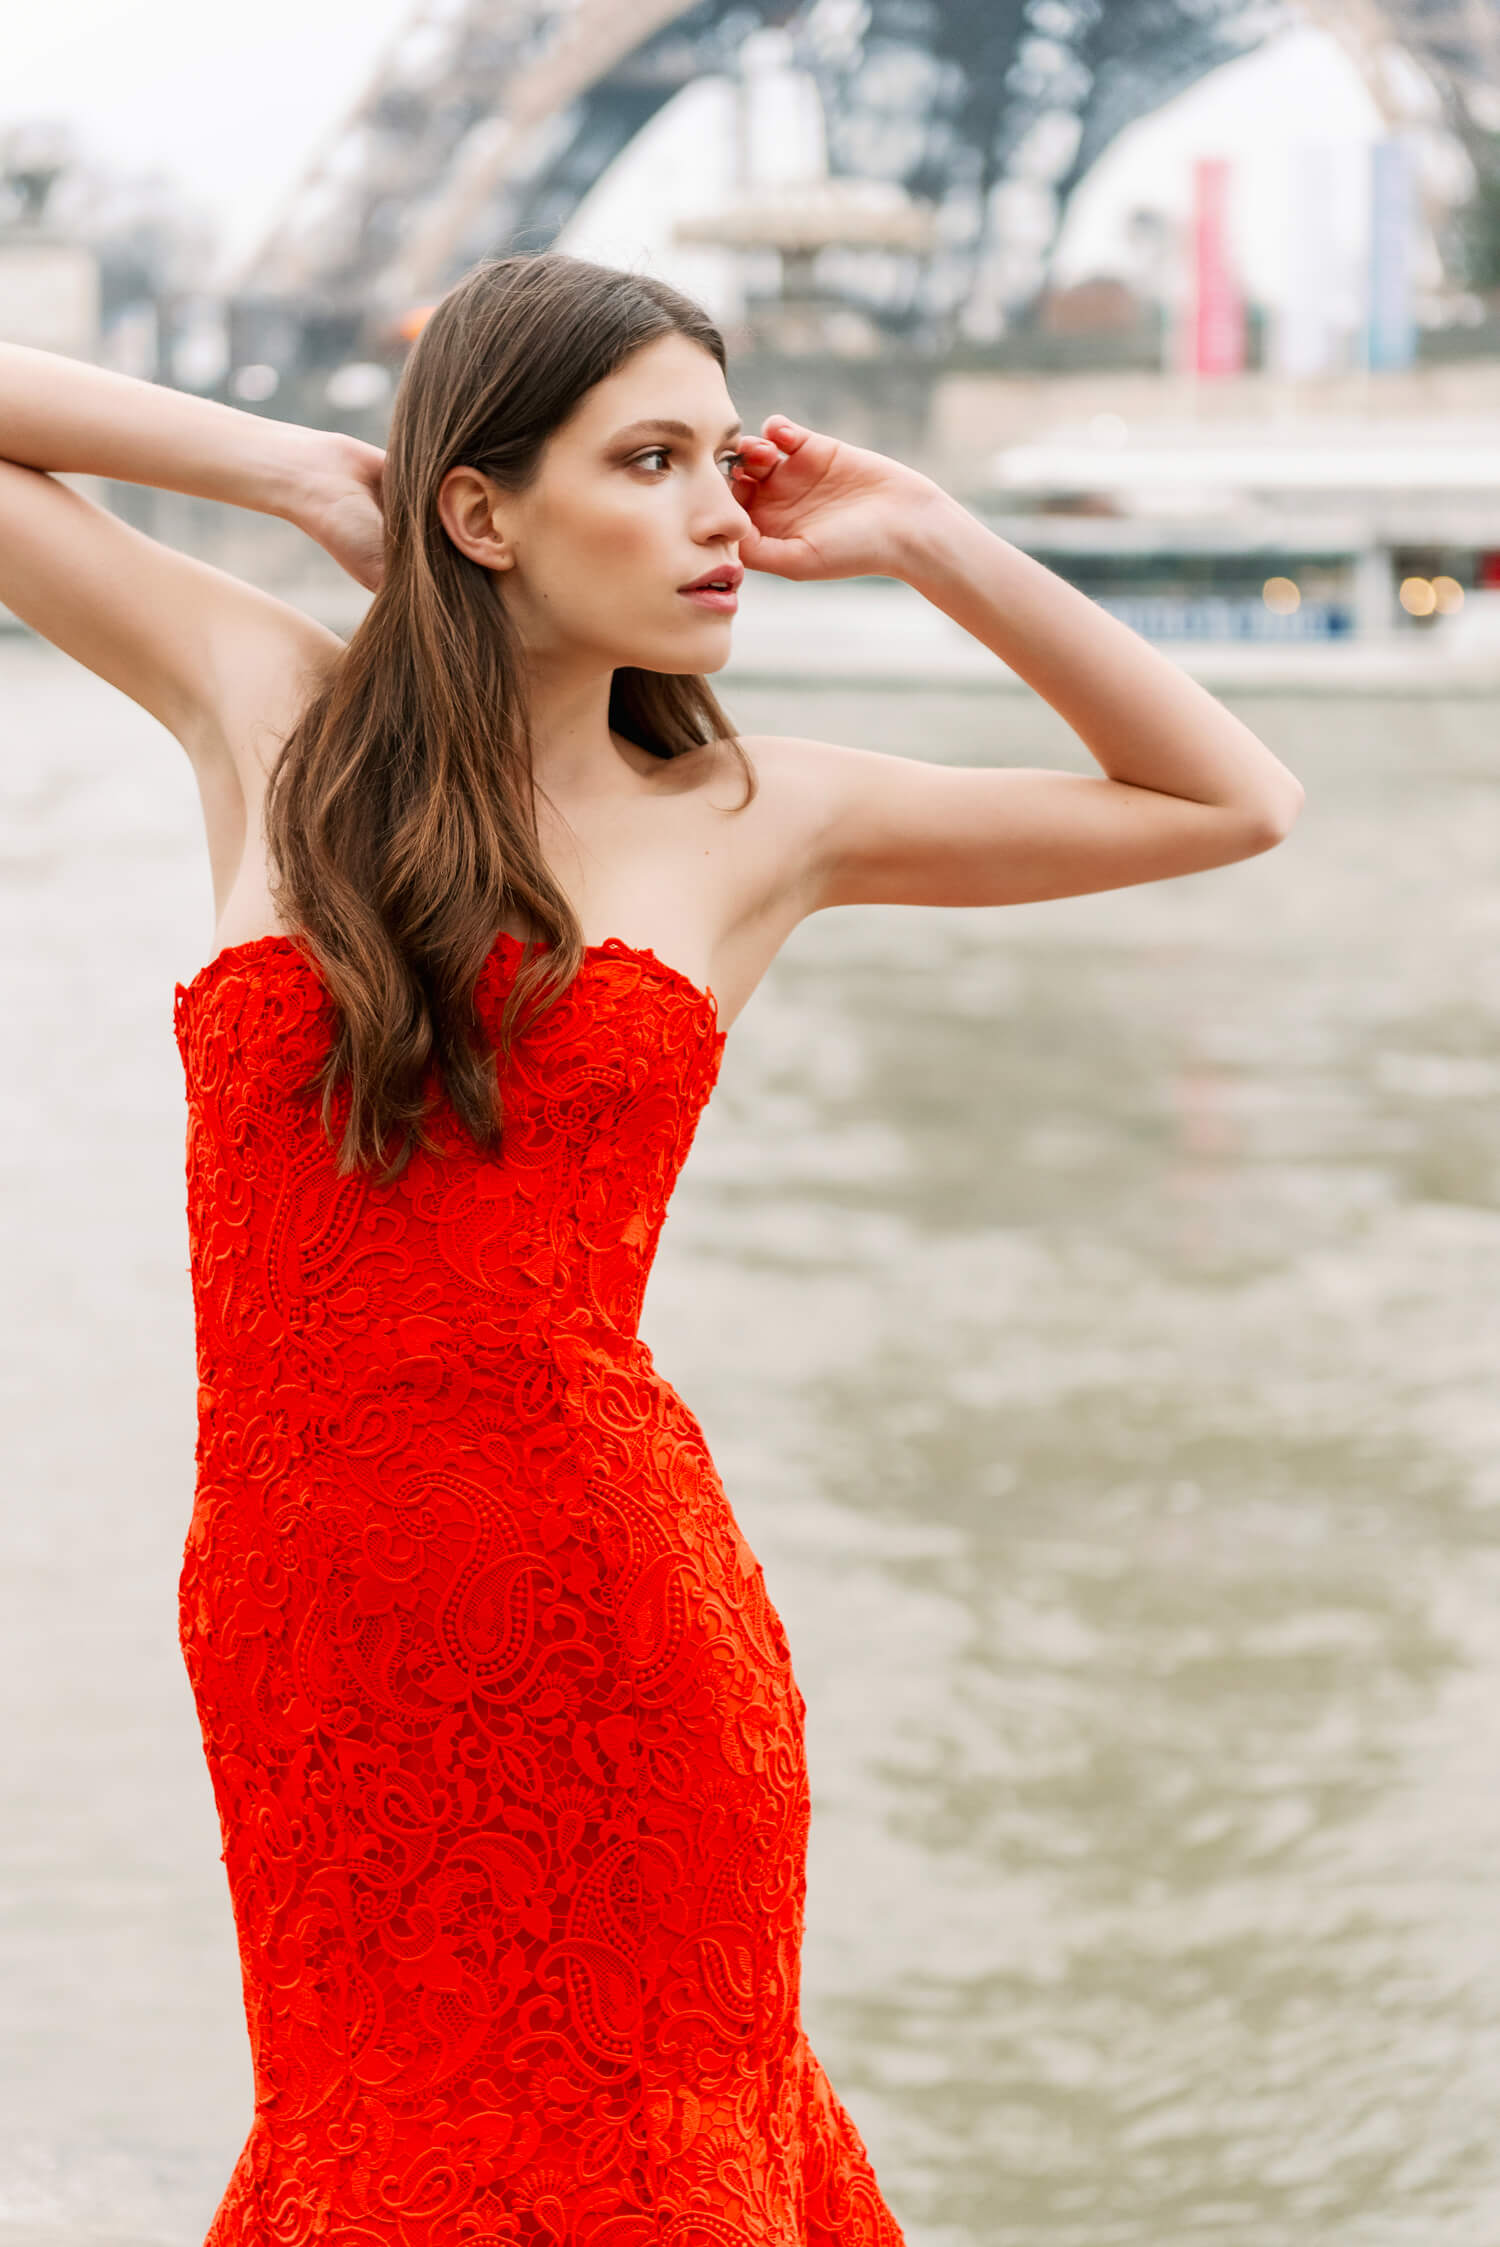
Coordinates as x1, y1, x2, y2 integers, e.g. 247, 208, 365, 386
629, 445, 744, 479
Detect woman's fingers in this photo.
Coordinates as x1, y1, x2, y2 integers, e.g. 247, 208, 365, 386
761, 414, 811, 450
738, 524, 812, 578
735, 434, 784, 481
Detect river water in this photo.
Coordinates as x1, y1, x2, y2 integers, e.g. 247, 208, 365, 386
4, 638, 1500, 2247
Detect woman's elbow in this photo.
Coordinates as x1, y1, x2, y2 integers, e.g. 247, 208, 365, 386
1235, 777, 1305, 857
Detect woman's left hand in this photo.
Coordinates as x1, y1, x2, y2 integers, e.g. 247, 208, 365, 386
729, 414, 942, 582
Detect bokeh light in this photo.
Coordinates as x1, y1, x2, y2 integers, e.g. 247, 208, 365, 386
228, 363, 279, 402
1399, 577, 1438, 616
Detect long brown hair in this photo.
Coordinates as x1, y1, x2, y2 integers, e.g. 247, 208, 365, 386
264, 253, 752, 1181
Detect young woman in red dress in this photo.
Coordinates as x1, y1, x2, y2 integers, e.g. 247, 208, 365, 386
0, 254, 1302, 2246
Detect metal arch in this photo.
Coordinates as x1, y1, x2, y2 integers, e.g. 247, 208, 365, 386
435, 1, 788, 282
795, 0, 1287, 336
235, 0, 1500, 334
1049, 0, 1287, 197
235, 0, 715, 304
1296, 0, 1500, 182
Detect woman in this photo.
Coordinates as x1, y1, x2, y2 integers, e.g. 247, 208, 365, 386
0, 253, 1302, 2245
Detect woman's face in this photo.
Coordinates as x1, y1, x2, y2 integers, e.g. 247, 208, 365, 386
439, 331, 753, 676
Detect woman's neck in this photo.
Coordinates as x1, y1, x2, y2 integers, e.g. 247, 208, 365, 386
524, 655, 638, 799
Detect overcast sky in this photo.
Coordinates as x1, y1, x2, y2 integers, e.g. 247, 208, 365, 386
5, 0, 415, 274
3, 4, 1414, 313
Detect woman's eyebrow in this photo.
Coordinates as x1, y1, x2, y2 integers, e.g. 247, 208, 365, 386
610, 417, 744, 446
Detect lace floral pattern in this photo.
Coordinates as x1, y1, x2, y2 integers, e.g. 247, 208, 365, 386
173, 932, 905, 2247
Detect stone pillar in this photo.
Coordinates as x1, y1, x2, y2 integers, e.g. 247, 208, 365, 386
0, 232, 100, 358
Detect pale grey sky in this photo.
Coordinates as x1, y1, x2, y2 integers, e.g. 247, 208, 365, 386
3, 4, 1412, 312
5, 0, 414, 273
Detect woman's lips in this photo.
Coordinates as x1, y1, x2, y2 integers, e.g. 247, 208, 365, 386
678, 564, 743, 614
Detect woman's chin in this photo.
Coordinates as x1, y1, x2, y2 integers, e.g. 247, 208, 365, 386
631, 619, 736, 675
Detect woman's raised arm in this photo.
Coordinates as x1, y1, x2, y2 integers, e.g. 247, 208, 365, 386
0, 342, 376, 522
0, 346, 385, 912
729, 416, 1305, 915
0, 344, 383, 746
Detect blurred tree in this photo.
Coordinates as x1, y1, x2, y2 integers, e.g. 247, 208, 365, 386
0, 118, 75, 226
1448, 131, 1500, 299
0, 114, 219, 313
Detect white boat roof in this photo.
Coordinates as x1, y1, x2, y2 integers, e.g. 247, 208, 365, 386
992, 429, 1500, 495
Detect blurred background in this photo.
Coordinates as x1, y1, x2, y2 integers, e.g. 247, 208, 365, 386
10, 0, 1500, 661
6, 5, 1500, 2246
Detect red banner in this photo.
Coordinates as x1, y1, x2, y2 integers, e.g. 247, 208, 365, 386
1191, 156, 1245, 375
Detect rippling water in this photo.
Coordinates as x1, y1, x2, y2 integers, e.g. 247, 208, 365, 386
4, 639, 1500, 2247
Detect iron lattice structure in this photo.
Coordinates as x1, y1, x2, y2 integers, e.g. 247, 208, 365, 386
236, 0, 1500, 347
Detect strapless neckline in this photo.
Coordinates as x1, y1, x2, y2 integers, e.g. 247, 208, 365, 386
175, 925, 720, 1029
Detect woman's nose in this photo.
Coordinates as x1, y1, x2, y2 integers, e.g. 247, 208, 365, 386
701, 476, 754, 543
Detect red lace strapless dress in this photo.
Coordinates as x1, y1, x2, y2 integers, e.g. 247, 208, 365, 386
171, 930, 905, 2247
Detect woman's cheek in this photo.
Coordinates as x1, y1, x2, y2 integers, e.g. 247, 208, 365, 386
594, 499, 665, 565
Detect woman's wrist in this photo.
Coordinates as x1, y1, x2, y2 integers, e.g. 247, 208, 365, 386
271, 428, 373, 529
158, 408, 356, 528
880, 479, 974, 585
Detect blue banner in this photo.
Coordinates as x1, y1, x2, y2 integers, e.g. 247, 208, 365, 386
1368, 136, 1416, 372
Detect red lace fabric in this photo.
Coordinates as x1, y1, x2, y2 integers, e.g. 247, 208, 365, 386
172, 930, 905, 2247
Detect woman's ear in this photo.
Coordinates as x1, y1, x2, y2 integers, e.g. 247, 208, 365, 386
437, 464, 516, 572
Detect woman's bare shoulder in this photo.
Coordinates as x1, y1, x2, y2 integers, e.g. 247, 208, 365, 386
696, 724, 856, 790
706, 725, 883, 835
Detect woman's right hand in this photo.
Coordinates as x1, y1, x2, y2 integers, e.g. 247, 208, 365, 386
294, 434, 387, 591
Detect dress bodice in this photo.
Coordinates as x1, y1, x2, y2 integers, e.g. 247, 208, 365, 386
172, 931, 726, 1391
